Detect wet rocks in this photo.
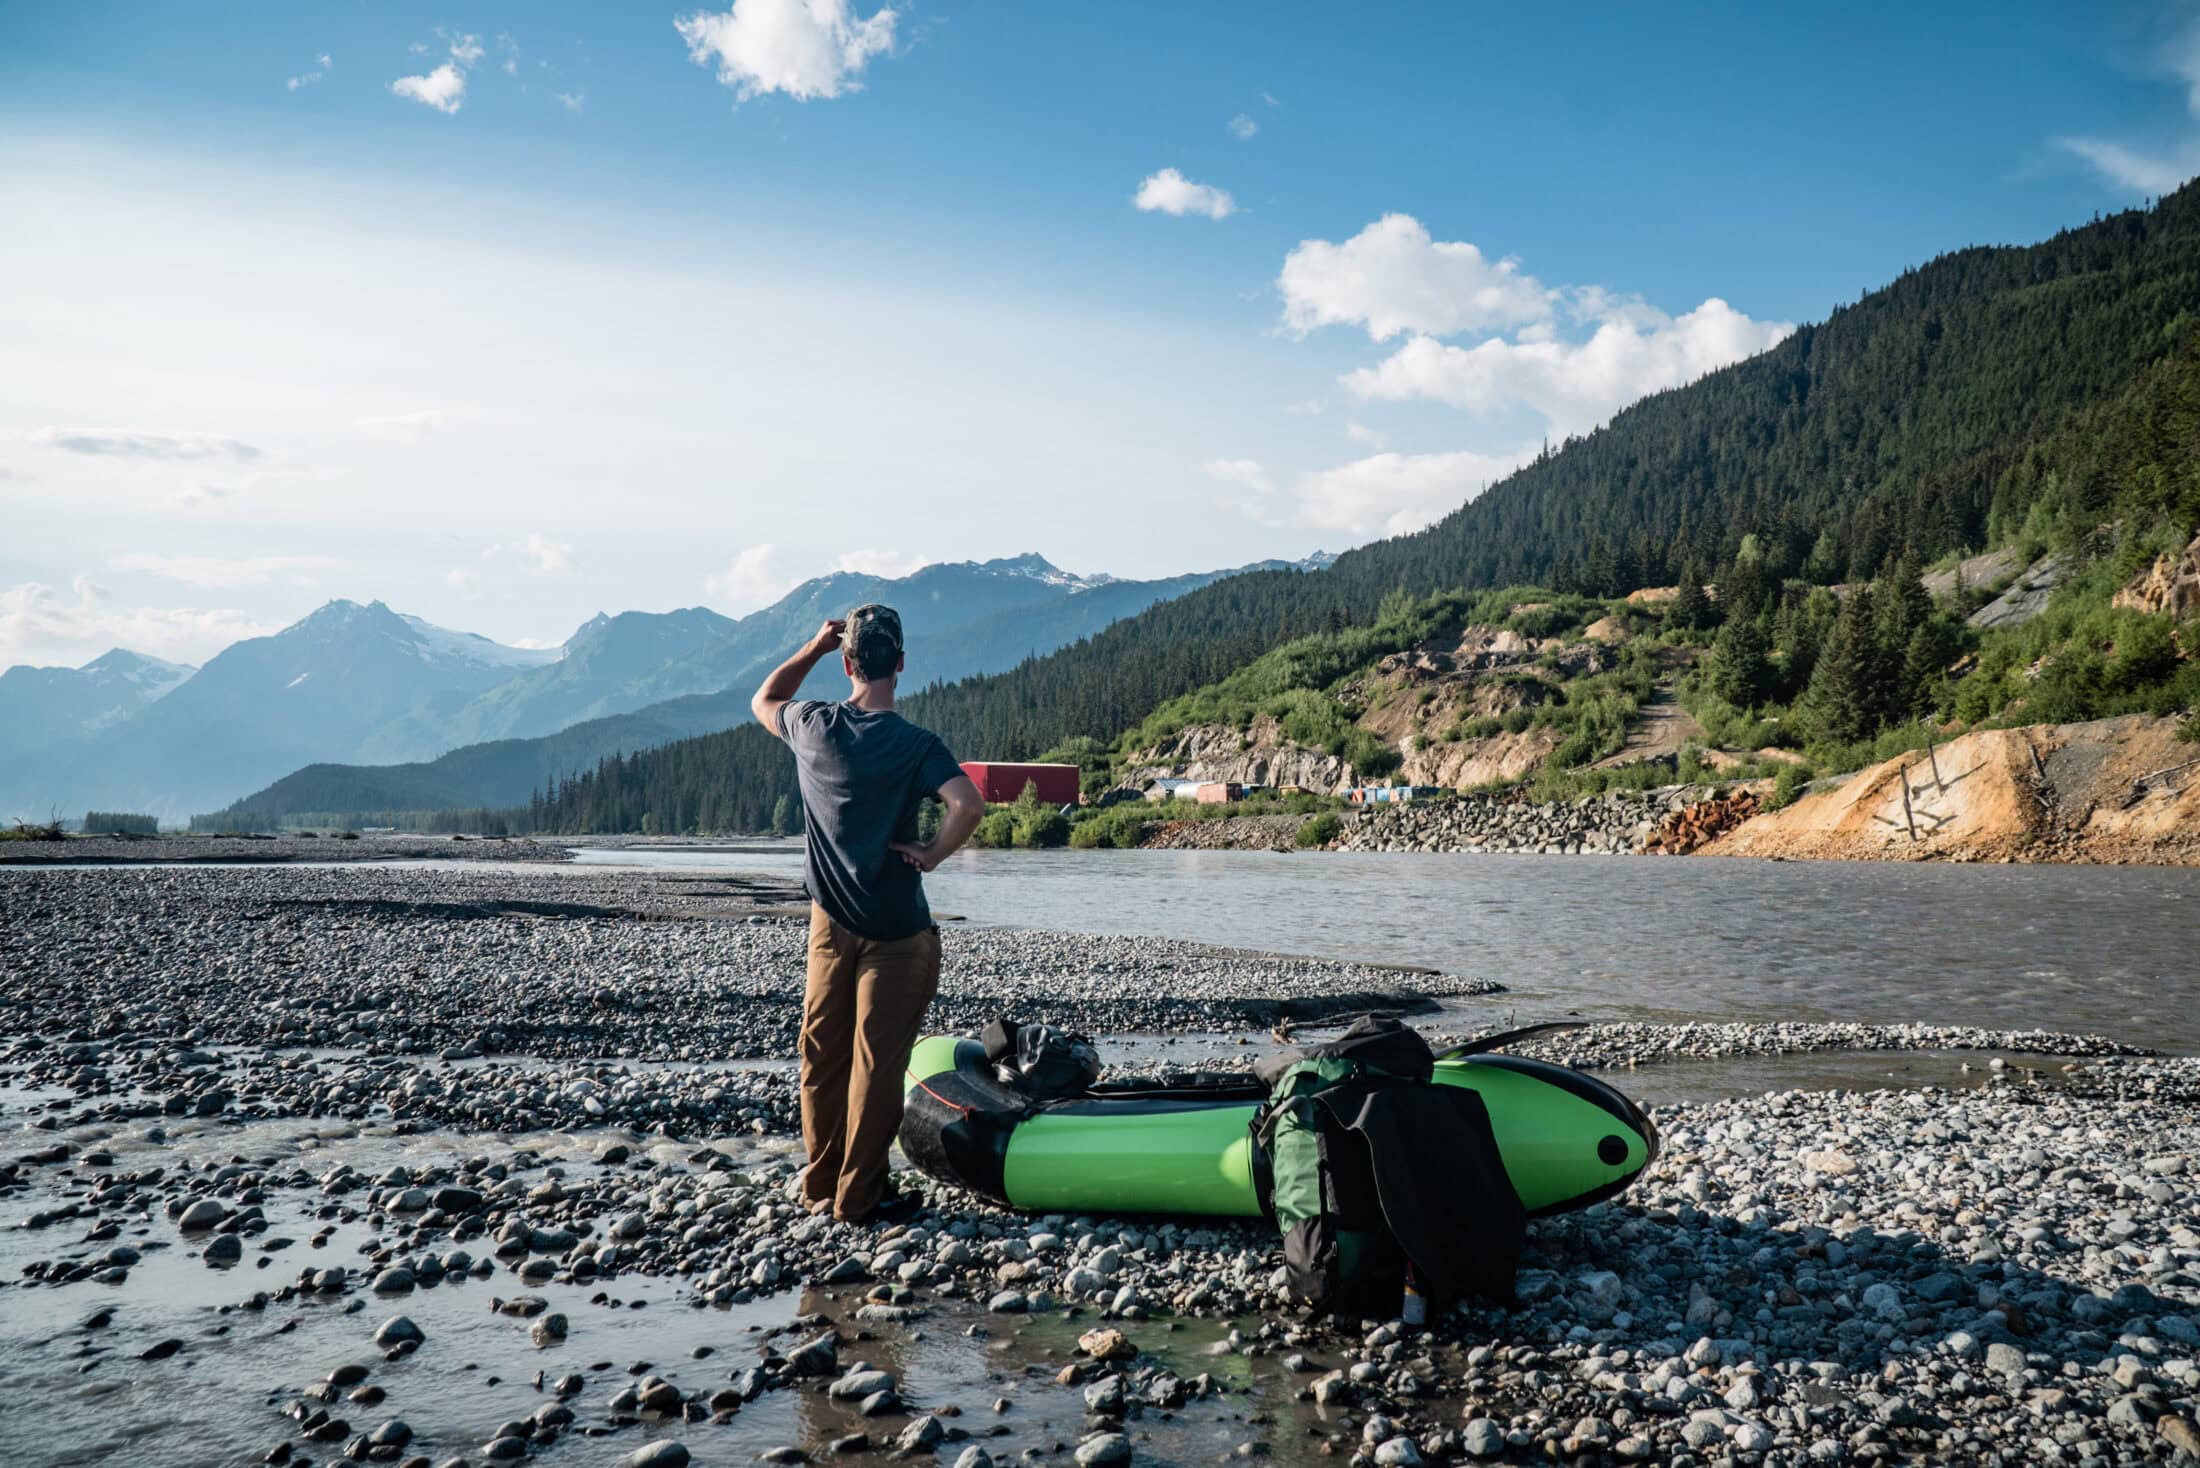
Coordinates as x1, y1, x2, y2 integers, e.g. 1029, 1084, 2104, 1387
373, 1316, 424, 1349
1073, 1432, 1131, 1467
829, 1367, 896, 1401
1333, 789, 1687, 856
1459, 1418, 1504, 1458
897, 1415, 946, 1453
178, 1198, 228, 1230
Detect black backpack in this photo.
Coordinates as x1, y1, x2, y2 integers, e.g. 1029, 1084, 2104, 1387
979, 1019, 1101, 1100
1252, 1016, 1523, 1317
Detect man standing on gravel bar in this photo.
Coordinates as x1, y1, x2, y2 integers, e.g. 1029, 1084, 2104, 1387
752, 604, 985, 1224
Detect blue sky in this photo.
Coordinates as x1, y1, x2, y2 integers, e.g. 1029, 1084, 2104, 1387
3, 1, 2194, 667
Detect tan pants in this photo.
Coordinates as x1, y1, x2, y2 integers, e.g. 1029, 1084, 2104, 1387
800, 904, 941, 1220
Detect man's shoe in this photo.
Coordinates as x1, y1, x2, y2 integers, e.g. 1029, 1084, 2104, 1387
848, 1189, 922, 1226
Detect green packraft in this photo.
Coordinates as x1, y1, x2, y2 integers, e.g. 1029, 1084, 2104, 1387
1252, 1015, 1524, 1317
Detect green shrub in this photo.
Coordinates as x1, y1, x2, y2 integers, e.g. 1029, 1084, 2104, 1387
1014, 808, 1070, 848
972, 809, 1017, 848
1767, 760, 1818, 810
1295, 812, 1343, 848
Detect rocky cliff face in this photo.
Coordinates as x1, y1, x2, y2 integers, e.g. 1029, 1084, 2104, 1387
2113, 533, 2200, 619
1116, 715, 1358, 794
1117, 620, 1625, 799
1397, 726, 1563, 788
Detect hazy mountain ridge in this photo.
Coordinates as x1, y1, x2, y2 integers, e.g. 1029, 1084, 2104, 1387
7, 553, 1305, 823
0, 649, 197, 781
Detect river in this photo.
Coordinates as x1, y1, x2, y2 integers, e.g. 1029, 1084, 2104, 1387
570, 845, 2200, 1057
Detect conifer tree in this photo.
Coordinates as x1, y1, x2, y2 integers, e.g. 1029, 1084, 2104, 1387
1708, 616, 1773, 708
1808, 590, 1878, 744
1670, 561, 1714, 632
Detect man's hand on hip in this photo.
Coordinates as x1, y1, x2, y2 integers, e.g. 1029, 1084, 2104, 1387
889, 840, 939, 873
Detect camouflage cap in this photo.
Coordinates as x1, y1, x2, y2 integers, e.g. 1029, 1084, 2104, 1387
842, 603, 903, 677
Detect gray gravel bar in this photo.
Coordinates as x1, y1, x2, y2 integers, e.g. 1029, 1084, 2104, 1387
3, 861, 2197, 1466
0, 832, 577, 864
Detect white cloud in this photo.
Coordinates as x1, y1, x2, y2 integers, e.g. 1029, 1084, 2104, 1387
1203, 458, 1278, 525
356, 409, 443, 440
445, 568, 482, 598
0, 576, 278, 668
1228, 113, 1258, 140
1208, 450, 1528, 537
2057, 18, 2200, 195
496, 33, 521, 76
518, 534, 573, 576
1344, 420, 1387, 450
1293, 449, 1532, 536
480, 534, 576, 578
675, 0, 899, 103
706, 543, 797, 614
175, 482, 240, 509
29, 428, 260, 462
1134, 168, 1237, 220
2057, 135, 2200, 195
287, 54, 329, 92
1342, 296, 1793, 439
1279, 213, 1550, 341
556, 90, 587, 113
110, 552, 336, 589
1205, 458, 1275, 496
391, 62, 468, 114
1284, 399, 1323, 416
443, 31, 486, 66
1205, 453, 1531, 539
834, 548, 931, 579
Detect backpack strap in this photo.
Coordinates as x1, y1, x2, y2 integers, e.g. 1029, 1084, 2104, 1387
978, 1018, 1019, 1068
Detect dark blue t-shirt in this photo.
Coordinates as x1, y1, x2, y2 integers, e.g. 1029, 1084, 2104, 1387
778, 700, 964, 941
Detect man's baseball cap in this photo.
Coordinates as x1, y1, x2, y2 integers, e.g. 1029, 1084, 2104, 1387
843, 603, 903, 676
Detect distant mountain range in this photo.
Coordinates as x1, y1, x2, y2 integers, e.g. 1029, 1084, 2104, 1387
3, 552, 1327, 823
0, 648, 196, 762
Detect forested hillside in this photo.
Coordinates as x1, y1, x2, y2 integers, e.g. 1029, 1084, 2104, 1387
872, 181, 2200, 762
209, 182, 2200, 834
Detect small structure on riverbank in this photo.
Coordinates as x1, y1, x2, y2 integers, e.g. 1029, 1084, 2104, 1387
960, 761, 1081, 804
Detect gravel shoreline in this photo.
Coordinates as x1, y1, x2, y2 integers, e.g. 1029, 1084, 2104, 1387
0, 833, 577, 865
0, 867, 1497, 1062
4, 863, 2197, 1466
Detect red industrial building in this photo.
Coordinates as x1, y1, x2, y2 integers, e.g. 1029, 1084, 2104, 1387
960, 761, 1082, 805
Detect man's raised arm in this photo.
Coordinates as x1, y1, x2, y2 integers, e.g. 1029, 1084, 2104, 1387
752, 619, 846, 738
